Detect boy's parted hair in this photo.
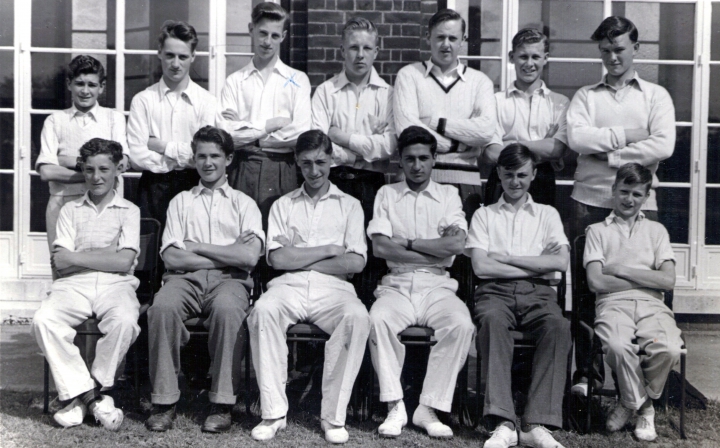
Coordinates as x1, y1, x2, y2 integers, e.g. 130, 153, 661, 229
397, 126, 437, 156
295, 130, 332, 157
511, 28, 549, 54
591, 16, 638, 44
497, 143, 539, 171
251, 2, 290, 30
428, 9, 466, 35
79, 138, 124, 164
158, 20, 199, 52
192, 126, 234, 157
342, 16, 378, 43
67, 55, 106, 83
614, 163, 653, 193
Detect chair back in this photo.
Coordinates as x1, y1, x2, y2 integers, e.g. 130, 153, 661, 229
136, 217, 162, 304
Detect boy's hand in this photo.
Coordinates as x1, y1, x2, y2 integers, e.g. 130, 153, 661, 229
368, 115, 387, 135
148, 137, 167, 154
391, 236, 409, 248
95, 233, 121, 253
221, 109, 240, 121
442, 224, 462, 237
541, 242, 563, 256
265, 117, 292, 133
183, 241, 200, 253
544, 123, 559, 139
488, 253, 510, 264
236, 230, 256, 245
326, 244, 346, 257
602, 264, 623, 277
52, 249, 75, 271
328, 126, 351, 148
273, 235, 291, 247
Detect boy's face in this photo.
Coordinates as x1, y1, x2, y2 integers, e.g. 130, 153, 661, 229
341, 30, 378, 81
250, 19, 287, 62
509, 42, 548, 86
158, 37, 196, 85
612, 181, 650, 220
297, 148, 331, 192
598, 32, 638, 79
497, 160, 536, 202
67, 73, 104, 113
83, 153, 118, 198
399, 143, 435, 187
194, 141, 232, 185
427, 19, 464, 71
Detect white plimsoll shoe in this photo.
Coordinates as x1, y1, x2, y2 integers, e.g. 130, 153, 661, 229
321, 420, 349, 444
634, 405, 657, 441
519, 425, 565, 448
412, 404, 453, 438
91, 395, 123, 430
251, 417, 287, 441
606, 402, 634, 432
483, 424, 518, 448
53, 398, 87, 428
378, 400, 407, 438
570, 382, 588, 397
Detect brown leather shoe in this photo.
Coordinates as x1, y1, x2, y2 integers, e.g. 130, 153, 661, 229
201, 404, 233, 433
145, 404, 176, 432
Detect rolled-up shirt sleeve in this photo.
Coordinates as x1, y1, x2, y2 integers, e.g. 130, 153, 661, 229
240, 199, 266, 252
53, 204, 77, 252
583, 226, 606, 268
464, 207, 489, 256
118, 206, 141, 255
366, 187, 393, 239
36, 114, 60, 169
654, 225, 676, 270
344, 200, 367, 262
265, 198, 289, 260
160, 195, 187, 255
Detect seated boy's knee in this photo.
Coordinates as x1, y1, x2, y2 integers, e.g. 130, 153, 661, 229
474, 308, 508, 329
602, 336, 633, 358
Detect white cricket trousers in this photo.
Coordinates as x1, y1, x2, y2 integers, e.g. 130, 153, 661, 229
248, 271, 371, 426
369, 272, 475, 412
595, 297, 685, 410
32, 271, 140, 401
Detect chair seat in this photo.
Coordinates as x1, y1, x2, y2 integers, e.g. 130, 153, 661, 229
75, 318, 101, 334
287, 323, 330, 341
510, 331, 535, 344
184, 317, 208, 331
399, 326, 435, 339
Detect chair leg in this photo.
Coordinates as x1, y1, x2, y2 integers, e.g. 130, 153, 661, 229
43, 359, 50, 414
133, 344, 140, 410
244, 328, 251, 415
475, 353, 482, 429
680, 353, 686, 439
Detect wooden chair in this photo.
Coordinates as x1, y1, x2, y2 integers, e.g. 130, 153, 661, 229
43, 217, 162, 413
571, 234, 686, 438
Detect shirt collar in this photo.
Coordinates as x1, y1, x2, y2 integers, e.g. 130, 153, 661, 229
424, 59, 466, 81
290, 182, 345, 201
157, 77, 201, 105
603, 210, 646, 226
77, 190, 128, 209
69, 103, 100, 121
590, 71, 644, 92
332, 67, 388, 92
506, 80, 549, 97
398, 179, 442, 203
239, 57, 295, 81
496, 193, 538, 215
190, 178, 232, 197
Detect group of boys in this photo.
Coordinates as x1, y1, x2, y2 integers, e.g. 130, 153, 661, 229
32, 3, 684, 447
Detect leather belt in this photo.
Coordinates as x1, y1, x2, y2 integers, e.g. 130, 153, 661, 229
389, 267, 447, 276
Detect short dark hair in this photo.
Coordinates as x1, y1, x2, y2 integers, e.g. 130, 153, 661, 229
295, 130, 332, 157
591, 16, 638, 44
497, 143, 538, 171
511, 28, 549, 54
192, 126, 234, 157
251, 2, 290, 30
79, 138, 124, 164
67, 55, 106, 83
428, 9, 466, 36
158, 20, 199, 52
341, 16, 378, 43
614, 163, 652, 193
397, 126, 437, 156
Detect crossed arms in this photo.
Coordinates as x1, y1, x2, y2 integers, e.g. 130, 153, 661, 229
268, 236, 365, 276
586, 260, 676, 295
163, 230, 262, 272
372, 224, 466, 265
469, 243, 569, 280
53, 235, 136, 277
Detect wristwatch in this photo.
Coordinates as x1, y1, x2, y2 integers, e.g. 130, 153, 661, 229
407, 238, 415, 251
436, 118, 447, 136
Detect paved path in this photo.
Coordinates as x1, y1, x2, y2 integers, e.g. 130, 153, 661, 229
1, 325, 718, 400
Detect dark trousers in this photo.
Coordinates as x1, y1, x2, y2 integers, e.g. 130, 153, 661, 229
329, 166, 385, 307
568, 199, 658, 386
474, 279, 571, 428
137, 169, 200, 229
147, 269, 251, 405
484, 162, 556, 206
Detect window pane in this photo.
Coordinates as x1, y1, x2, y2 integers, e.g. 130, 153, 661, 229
710, 1, 720, 61
32, 0, 116, 49
124, 55, 209, 110
633, 64, 692, 122
611, 2, 694, 61
519, 0, 603, 59
466, 60, 501, 92
30, 113, 50, 169
708, 127, 720, 185
226, 55, 253, 78
706, 188, 720, 245
656, 126, 691, 184
0, 173, 12, 231
125, 0, 209, 51
32, 53, 116, 110
30, 175, 50, 232
226, 0, 253, 54
0, 51, 13, 108
456, 0, 503, 58
656, 187, 689, 244
0, 113, 12, 170
544, 61, 603, 102
709, 66, 720, 124
0, 0, 13, 47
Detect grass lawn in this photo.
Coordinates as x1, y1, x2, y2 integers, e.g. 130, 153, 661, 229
1, 383, 718, 448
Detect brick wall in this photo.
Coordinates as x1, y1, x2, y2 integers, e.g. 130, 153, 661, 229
286, 0, 438, 89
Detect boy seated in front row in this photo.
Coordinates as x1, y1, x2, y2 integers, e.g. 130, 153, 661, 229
584, 163, 683, 442
145, 126, 264, 433
33, 138, 140, 431
368, 126, 474, 439
467, 144, 570, 448
248, 130, 370, 444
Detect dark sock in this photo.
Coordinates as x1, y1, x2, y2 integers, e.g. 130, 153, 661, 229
498, 419, 515, 431
79, 388, 101, 408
